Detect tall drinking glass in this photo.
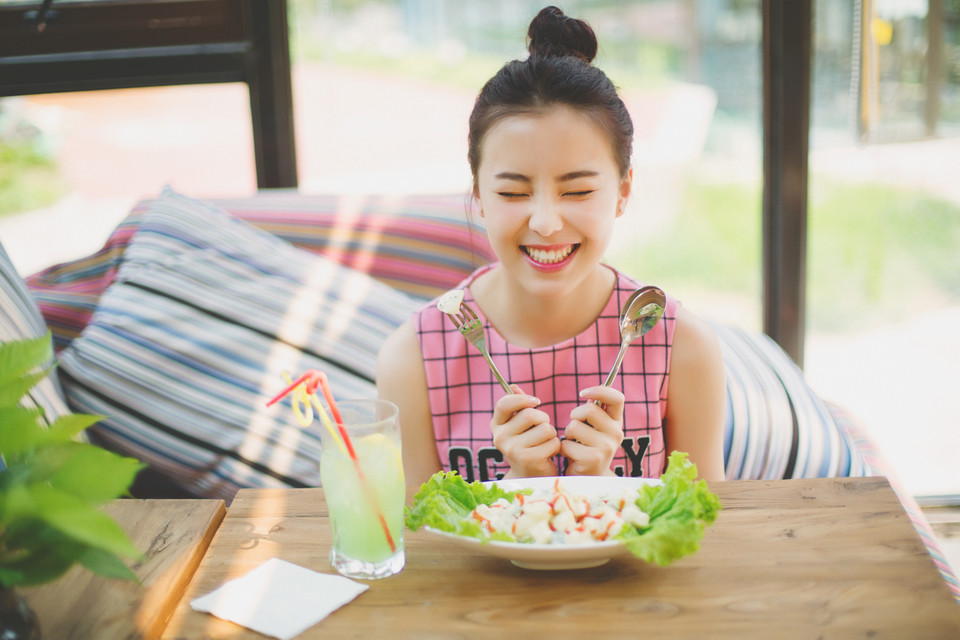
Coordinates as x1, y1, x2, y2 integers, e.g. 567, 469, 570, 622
319, 399, 405, 579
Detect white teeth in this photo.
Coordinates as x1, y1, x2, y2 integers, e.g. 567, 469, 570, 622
525, 246, 574, 264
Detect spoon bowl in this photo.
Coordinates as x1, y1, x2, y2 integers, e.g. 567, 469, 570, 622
601, 286, 666, 388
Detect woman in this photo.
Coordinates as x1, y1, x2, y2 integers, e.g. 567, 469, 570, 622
378, 6, 725, 490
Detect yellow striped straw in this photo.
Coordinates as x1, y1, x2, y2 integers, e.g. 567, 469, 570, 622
308, 392, 348, 455
282, 371, 347, 455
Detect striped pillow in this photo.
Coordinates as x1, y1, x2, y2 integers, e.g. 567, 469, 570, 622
27, 192, 494, 353
57, 189, 422, 500
0, 242, 79, 444
711, 322, 876, 480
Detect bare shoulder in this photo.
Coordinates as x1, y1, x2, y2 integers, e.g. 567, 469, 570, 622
665, 305, 726, 481
671, 305, 723, 367
377, 317, 422, 383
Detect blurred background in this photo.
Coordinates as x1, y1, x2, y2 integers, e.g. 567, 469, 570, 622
1, 0, 959, 501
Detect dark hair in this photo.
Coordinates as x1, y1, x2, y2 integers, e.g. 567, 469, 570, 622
467, 6, 634, 188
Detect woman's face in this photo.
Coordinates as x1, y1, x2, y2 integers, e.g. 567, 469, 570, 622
475, 105, 631, 299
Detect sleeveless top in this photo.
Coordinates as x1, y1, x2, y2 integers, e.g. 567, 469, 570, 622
414, 264, 678, 482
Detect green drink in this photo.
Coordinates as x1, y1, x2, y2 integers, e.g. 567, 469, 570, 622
319, 399, 405, 579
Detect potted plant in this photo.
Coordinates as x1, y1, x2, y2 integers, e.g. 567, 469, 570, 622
0, 334, 143, 639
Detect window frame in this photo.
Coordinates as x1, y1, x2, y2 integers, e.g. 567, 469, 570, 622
0, 0, 297, 188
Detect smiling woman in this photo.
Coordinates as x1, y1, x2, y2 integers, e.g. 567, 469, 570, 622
377, 5, 727, 491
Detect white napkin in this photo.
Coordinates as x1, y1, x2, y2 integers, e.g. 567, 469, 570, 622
190, 558, 369, 639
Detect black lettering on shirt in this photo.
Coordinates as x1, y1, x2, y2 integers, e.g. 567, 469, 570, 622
615, 436, 651, 477
448, 447, 475, 483
478, 447, 504, 481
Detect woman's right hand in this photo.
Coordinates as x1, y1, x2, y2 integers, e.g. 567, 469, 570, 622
490, 385, 561, 477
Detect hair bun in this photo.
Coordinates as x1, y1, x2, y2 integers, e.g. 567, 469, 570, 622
526, 5, 598, 63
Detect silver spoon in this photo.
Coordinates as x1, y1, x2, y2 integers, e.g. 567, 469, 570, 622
600, 286, 667, 389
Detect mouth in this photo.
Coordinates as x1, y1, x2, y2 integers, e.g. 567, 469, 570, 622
521, 244, 579, 266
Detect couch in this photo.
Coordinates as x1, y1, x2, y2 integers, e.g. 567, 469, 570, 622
5, 187, 958, 600
15, 186, 880, 492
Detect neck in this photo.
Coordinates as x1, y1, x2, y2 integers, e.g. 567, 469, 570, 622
473, 264, 616, 348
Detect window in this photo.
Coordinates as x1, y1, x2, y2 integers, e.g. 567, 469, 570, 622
287, 0, 764, 325
807, 0, 960, 497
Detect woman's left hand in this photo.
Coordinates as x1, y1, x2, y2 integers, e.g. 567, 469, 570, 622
560, 386, 625, 476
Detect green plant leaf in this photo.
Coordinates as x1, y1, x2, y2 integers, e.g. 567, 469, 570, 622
45, 412, 103, 444
0, 519, 50, 555
0, 484, 37, 525
5, 444, 73, 488
0, 335, 141, 588
0, 334, 51, 387
47, 444, 144, 504
0, 518, 92, 588
0, 369, 52, 409
78, 546, 139, 582
0, 406, 45, 457
25, 485, 143, 560
0, 544, 77, 587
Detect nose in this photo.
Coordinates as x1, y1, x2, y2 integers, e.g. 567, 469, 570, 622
527, 196, 563, 236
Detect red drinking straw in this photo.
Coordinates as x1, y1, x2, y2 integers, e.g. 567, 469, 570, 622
265, 370, 321, 407
266, 370, 397, 553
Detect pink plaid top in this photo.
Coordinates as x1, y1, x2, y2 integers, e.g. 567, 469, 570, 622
415, 264, 678, 482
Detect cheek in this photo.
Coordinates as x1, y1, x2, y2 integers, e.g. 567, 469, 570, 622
478, 200, 523, 230
477, 206, 521, 252
566, 198, 619, 230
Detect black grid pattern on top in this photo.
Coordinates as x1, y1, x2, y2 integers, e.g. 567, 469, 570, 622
416, 268, 675, 482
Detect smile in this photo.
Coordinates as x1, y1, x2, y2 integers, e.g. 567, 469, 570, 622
521, 244, 579, 265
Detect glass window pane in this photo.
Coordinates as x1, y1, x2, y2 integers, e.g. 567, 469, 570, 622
808, 0, 960, 497
289, 0, 763, 327
0, 84, 255, 275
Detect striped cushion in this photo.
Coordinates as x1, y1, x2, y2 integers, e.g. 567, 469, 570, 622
0, 242, 80, 444
57, 189, 422, 500
24, 216, 139, 353
711, 322, 876, 480
27, 191, 494, 353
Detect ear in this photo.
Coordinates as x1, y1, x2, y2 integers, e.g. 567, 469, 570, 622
472, 184, 485, 218
616, 168, 633, 218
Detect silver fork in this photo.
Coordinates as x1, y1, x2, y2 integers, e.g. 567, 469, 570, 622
442, 301, 514, 394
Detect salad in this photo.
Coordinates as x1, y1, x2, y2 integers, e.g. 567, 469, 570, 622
472, 481, 650, 544
405, 451, 721, 566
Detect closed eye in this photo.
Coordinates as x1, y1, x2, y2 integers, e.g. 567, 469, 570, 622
498, 192, 529, 200
564, 190, 594, 197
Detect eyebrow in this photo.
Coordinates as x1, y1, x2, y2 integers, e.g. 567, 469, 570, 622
494, 170, 600, 182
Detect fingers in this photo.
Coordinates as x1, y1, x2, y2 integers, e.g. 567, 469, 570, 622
560, 438, 617, 476
491, 387, 560, 477
561, 386, 625, 476
576, 386, 625, 421
491, 387, 542, 427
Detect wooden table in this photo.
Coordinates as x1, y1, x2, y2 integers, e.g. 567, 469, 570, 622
163, 477, 960, 639
22, 498, 225, 640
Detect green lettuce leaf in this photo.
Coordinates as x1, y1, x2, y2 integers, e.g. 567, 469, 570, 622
404, 471, 528, 541
616, 451, 722, 565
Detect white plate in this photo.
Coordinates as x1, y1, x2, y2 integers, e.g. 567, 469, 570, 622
423, 476, 660, 570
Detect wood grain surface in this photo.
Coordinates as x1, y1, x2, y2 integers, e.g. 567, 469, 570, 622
22, 498, 225, 639
162, 478, 960, 639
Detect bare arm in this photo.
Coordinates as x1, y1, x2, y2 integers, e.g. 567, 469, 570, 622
664, 307, 726, 481
376, 318, 442, 500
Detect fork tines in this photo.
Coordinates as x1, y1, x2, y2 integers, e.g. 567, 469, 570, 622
459, 303, 480, 323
